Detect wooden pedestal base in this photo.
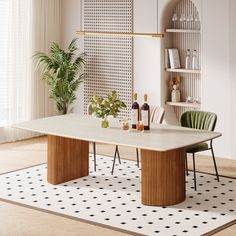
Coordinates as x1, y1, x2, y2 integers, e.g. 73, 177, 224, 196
141, 148, 185, 206
47, 135, 89, 184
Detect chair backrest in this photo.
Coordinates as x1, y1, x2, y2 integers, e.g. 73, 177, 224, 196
180, 110, 217, 131
87, 102, 93, 115
150, 106, 165, 124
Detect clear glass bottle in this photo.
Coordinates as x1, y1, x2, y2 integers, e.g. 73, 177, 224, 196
172, 13, 178, 28
185, 49, 191, 69
179, 13, 186, 22
192, 50, 198, 70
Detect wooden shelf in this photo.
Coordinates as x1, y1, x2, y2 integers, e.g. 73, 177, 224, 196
166, 68, 201, 74
166, 101, 201, 109
165, 29, 200, 33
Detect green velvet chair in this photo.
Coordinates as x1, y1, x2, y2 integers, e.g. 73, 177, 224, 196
180, 111, 220, 191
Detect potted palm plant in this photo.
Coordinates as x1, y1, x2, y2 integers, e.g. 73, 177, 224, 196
90, 91, 126, 128
34, 38, 85, 114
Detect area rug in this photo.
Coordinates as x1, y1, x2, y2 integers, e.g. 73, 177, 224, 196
0, 155, 235, 236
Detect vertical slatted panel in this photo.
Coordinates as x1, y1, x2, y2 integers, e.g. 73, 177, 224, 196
83, 0, 133, 118
171, 0, 201, 119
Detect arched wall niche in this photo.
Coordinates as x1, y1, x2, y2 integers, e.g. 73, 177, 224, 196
160, 0, 202, 123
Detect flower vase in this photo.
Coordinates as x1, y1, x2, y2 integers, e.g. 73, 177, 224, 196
101, 117, 110, 128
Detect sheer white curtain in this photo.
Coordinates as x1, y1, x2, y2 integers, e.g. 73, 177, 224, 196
0, 0, 61, 143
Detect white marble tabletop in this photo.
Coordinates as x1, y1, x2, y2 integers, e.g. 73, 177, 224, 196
13, 114, 221, 152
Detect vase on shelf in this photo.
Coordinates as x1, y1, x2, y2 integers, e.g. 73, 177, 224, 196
101, 116, 110, 128
171, 84, 181, 102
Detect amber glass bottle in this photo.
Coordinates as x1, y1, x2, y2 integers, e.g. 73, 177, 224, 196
131, 93, 139, 129
141, 94, 150, 130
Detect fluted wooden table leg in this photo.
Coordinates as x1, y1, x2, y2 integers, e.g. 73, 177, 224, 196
141, 148, 185, 206
47, 135, 89, 185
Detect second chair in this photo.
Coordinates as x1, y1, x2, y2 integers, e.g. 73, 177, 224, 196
180, 110, 220, 191
111, 106, 165, 174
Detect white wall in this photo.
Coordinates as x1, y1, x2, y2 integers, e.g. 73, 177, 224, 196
201, 0, 231, 158
61, 0, 84, 115
230, 0, 236, 158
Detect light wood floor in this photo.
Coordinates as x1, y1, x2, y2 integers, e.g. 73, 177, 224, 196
0, 136, 235, 236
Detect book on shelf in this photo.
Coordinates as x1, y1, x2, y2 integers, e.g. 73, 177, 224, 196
168, 48, 181, 69
164, 49, 170, 69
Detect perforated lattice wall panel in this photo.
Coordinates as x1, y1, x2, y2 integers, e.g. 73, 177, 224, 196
83, 0, 133, 117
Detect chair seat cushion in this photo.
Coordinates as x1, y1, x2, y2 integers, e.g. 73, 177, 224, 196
186, 142, 209, 153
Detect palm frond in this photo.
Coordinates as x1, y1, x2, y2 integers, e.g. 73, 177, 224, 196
34, 38, 85, 114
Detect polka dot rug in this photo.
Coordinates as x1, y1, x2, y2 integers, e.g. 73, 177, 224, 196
0, 155, 235, 236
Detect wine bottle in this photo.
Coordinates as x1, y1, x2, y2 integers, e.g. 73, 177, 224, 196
141, 94, 150, 130
131, 93, 139, 129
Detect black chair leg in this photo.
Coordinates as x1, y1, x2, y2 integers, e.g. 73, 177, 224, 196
111, 147, 118, 175
185, 153, 189, 176
136, 148, 139, 168
116, 145, 121, 164
211, 147, 220, 182
93, 142, 96, 172
192, 153, 197, 191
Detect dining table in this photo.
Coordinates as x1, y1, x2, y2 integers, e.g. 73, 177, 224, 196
13, 114, 221, 206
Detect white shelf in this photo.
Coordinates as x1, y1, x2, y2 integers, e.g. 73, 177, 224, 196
166, 101, 201, 109
166, 68, 201, 74
166, 29, 200, 33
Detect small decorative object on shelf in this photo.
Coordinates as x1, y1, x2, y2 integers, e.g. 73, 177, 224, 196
170, 76, 181, 102
90, 91, 126, 128
141, 94, 150, 130
168, 48, 181, 69
186, 96, 192, 103
179, 13, 186, 22
186, 14, 194, 22
172, 12, 178, 28
171, 87, 180, 102
185, 49, 191, 69
172, 12, 178, 22
192, 49, 199, 70
131, 93, 139, 129
185, 96, 201, 104
193, 97, 201, 104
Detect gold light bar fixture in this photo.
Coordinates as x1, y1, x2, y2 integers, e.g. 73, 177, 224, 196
76, 31, 164, 38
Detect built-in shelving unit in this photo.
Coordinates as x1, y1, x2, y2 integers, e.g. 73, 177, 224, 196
166, 29, 200, 33
166, 101, 201, 109
165, 68, 201, 74
164, 0, 201, 119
